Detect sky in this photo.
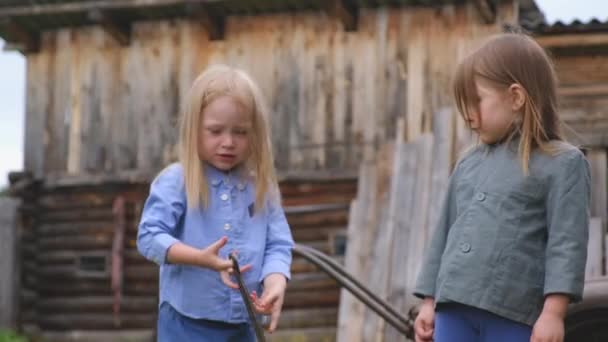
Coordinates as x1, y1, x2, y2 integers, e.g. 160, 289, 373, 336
0, 0, 607, 188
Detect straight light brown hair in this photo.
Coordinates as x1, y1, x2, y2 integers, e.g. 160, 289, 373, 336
178, 65, 278, 210
453, 33, 565, 173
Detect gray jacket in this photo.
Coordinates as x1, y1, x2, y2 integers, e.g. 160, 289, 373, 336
414, 140, 591, 326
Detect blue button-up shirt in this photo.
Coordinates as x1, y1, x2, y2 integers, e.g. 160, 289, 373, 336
137, 163, 294, 323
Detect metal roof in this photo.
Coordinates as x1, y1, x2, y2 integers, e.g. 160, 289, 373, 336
526, 18, 608, 35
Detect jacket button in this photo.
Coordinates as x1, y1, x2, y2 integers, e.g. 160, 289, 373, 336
460, 242, 471, 253
475, 192, 486, 201
224, 223, 231, 231
221, 193, 229, 201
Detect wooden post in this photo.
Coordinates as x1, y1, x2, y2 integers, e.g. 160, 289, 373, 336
586, 218, 603, 279
587, 150, 607, 275
0, 198, 19, 329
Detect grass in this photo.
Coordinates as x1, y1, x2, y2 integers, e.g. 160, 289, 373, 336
0, 331, 28, 342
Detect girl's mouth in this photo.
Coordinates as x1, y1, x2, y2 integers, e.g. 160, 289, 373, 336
218, 154, 236, 161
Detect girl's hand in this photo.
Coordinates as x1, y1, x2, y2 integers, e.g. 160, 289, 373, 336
250, 273, 287, 333
530, 311, 564, 342
531, 294, 568, 342
197, 237, 252, 289
414, 297, 435, 342
198, 236, 233, 271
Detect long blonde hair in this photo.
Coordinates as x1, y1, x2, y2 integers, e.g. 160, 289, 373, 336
453, 33, 564, 173
178, 65, 278, 210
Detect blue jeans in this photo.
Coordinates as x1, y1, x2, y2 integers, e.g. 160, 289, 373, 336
157, 302, 255, 342
435, 303, 532, 342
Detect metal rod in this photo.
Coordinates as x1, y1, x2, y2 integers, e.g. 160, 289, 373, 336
229, 254, 266, 342
296, 243, 410, 325
293, 244, 412, 336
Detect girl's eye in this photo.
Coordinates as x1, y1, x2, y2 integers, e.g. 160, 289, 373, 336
234, 129, 248, 135
207, 128, 222, 135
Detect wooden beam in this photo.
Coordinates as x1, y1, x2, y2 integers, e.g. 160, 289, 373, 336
88, 9, 131, 46
0, 18, 39, 53
536, 33, 608, 49
184, 2, 225, 41
0, 0, 207, 16
559, 84, 608, 97
472, 0, 496, 24
325, 0, 358, 32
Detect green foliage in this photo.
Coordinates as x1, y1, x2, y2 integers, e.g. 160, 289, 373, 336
0, 330, 29, 342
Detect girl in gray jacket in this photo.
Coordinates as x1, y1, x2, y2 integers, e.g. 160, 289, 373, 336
414, 33, 590, 342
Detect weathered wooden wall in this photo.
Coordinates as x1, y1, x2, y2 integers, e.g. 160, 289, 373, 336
15, 175, 357, 341
552, 54, 608, 147
0, 197, 19, 329
24, 2, 516, 180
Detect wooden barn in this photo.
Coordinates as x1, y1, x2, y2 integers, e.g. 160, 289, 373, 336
1, 0, 605, 341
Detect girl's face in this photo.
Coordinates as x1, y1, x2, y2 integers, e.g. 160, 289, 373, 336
199, 95, 252, 171
468, 77, 519, 144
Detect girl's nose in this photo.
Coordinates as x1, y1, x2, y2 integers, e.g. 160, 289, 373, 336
221, 134, 235, 147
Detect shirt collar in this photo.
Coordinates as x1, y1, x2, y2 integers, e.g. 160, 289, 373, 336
204, 163, 249, 190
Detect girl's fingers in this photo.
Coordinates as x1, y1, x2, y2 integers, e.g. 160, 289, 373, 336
260, 291, 279, 308
240, 264, 253, 273
267, 308, 281, 333
220, 271, 239, 289
209, 236, 228, 254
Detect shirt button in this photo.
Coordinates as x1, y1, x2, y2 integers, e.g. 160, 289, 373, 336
224, 223, 231, 231
475, 192, 486, 201
460, 242, 471, 253
220, 193, 229, 201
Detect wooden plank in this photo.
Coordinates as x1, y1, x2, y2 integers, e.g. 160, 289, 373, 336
40, 330, 154, 342
278, 308, 338, 330
587, 150, 607, 275
383, 140, 418, 342
360, 141, 400, 342
553, 55, 608, 87
586, 218, 603, 279
47, 29, 72, 173
588, 150, 607, 223
128, 21, 179, 171
404, 134, 433, 304
66, 28, 84, 174
38, 313, 156, 330
37, 296, 156, 313
0, 198, 19, 329
559, 84, 608, 97
336, 161, 375, 342
427, 108, 454, 237
536, 33, 608, 49
109, 27, 137, 171
24, 34, 50, 177
406, 30, 426, 141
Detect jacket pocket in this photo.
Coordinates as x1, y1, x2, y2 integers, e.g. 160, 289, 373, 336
497, 253, 545, 313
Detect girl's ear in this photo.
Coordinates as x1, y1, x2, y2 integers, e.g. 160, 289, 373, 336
508, 83, 526, 112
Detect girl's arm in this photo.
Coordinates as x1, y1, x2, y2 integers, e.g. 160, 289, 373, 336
543, 151, 591, 302
252, 196, 294, 332
137, 164, 185, 265
259, 197, 295, 283
166, 238, 232, 271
